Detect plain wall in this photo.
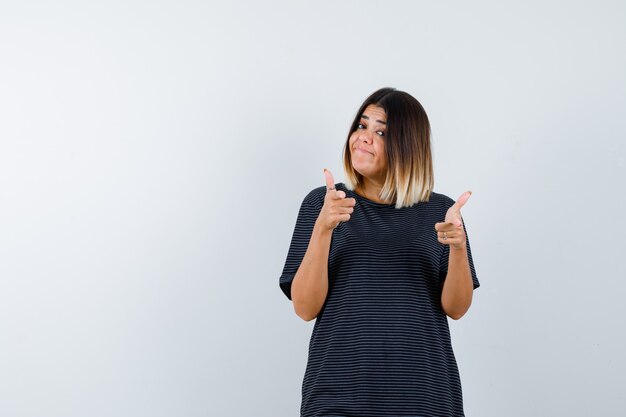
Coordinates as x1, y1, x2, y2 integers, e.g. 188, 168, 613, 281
1, 1, 624, 416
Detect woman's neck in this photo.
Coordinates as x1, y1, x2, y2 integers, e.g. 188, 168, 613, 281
356, 178, 386, 204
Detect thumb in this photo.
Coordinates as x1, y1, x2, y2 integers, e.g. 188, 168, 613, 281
445, 208, 463, 227
324, 169, 336, 192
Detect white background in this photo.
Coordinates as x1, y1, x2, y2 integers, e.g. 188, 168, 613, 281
1, 1, 625, 416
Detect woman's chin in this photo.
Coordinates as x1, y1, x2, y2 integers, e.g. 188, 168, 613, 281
353, 166, 380, 181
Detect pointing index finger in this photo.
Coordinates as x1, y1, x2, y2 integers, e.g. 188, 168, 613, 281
453, 190, 472, 210
324, 169, 336, 192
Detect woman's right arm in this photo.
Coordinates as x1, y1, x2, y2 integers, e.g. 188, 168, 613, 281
291, 170, 355, 321
290, 224, 333, 321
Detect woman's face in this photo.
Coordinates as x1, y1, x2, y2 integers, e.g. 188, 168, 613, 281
349, 104, 388, 183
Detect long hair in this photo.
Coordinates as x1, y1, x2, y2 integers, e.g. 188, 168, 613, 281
343, 87, 434, 208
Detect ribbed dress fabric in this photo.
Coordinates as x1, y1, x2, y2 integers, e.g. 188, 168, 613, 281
280, 183, 479, 417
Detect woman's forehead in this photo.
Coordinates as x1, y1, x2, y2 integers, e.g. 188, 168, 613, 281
361, 104, 387, 124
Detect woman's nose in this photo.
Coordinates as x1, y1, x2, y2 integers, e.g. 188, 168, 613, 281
358, 130, 372, 143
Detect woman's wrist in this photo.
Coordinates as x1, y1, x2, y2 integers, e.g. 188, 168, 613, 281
450, 242, 467, 253
313, 221, 334, 238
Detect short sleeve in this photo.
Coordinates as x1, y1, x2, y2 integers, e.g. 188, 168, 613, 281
439, 212, 480, 290
279, 187, 325, 300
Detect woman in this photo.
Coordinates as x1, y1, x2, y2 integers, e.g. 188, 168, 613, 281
279, 87, 479, 417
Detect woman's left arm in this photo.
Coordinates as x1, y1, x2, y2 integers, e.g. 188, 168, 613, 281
435, 191, 474, 320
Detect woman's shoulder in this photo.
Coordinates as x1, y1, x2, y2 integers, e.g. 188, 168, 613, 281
300, 181, 353, 208
426, 191, 456, 210
301, 184, 328, 208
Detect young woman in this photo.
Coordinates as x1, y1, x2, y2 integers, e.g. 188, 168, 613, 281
279, 87, 479, 417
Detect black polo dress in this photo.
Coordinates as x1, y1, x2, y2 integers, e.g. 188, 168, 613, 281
280, 183, 479, 417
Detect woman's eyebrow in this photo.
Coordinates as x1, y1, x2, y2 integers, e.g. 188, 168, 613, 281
360, 114, 387, 125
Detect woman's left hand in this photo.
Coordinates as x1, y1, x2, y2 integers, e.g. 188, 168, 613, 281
435, 191, 472, 250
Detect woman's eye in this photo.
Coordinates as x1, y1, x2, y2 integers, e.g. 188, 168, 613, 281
377, 131, 385, 137
357, 123, 365, 129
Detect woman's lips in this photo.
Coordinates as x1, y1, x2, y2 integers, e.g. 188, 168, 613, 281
354, 147, 373, 156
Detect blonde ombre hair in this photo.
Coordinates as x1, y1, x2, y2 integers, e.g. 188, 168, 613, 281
343, 88, 434, 209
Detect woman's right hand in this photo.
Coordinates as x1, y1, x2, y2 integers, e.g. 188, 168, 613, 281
316, 169, 356, 231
